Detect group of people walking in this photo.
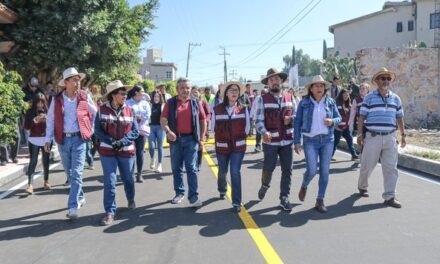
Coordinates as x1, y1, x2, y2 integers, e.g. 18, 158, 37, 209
18, 64, 406, 226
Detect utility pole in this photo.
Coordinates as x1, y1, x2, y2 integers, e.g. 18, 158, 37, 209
229, 69, 237, 80
219, 46, 230, 83
186, 42, 201, 78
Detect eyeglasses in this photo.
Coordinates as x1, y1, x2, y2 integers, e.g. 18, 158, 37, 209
227, 88, 240, 93
379, 77, 392, 81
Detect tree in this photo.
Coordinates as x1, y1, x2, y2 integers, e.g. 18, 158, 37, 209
2, 0, 158, 88
323, 40, 328, 59
0, 62, 27, 145
282, 48, 320, 76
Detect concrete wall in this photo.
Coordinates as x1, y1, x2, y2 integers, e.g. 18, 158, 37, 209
355, 47, 440, 128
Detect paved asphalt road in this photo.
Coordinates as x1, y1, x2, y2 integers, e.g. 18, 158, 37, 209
0, 138, 439, 264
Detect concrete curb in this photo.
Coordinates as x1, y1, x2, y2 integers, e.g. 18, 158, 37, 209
337, 140, 440, 178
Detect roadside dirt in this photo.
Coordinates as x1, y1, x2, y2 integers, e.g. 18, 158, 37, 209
404, 129, 440, 151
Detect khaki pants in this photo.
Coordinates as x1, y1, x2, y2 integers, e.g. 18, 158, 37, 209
358, 132, 399, 200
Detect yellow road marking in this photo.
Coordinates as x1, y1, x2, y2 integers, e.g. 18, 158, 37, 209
144, 136, 257, 149
202, 146, 284, 264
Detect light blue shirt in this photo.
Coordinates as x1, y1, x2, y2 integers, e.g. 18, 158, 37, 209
126, 98, 151, 128
302, 97, 329, 137
45, 92, 97, 143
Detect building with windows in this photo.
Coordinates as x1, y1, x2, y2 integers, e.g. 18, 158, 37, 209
139, 48, 177, 82
329, 0, 440, 57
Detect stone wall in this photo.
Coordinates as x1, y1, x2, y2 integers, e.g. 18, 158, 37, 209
355, 48, 440, 128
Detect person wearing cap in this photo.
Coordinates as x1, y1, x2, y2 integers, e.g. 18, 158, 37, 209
126, 85, 151, 183
44, 67, 97, 220
160, 77, 206, 208
329, 76, 341, 99
254, 68, 297, 211
94, 80, 139, 225
211, 81, 250, 213
356, 68, 406, 208
23, 77, 45, 103
293, 75, 341, 213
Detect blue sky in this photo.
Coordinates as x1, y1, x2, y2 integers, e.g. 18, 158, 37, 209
129, 0, 387, 86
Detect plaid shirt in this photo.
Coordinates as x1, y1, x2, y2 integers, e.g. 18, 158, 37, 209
254, 93, 297, 146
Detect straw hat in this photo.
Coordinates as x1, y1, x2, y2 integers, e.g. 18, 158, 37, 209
104, 80, 132, 98
371, 67, 396, 85
261, 68, 288, 85
220, 80, 245, 98
58, 67, 86, 87
307, 75, 329, 89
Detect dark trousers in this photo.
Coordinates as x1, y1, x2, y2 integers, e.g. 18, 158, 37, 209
255, 132, 262, 147
134, 135, 147, 174
85, 134, 98, 166
27, 143, 50, 184
333, 128, 357, 157
262, 143, 293, 199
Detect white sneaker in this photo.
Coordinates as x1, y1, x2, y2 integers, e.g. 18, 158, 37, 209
189, 199, 203, 208
156, 163, 162, 173
150, 159, 155, 170
78, 198, 86, 208
66, 208, 79, 219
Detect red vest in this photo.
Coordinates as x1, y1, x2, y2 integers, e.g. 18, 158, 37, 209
262, 93, 294, 142
54, 90, 93, 144
214, 104, 247, 154
97, 103, 135, 157
24, 110, 46, 137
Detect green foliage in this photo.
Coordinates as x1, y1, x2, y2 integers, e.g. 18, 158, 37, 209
2, 0, 158, 87
322, 55, 356, 86
282, 48, 320, 76
323, 40, 328, 59
417, 42, 427, 48
164, 80, 177, 96
139, 79, 155, 93
0, 62, 27, 145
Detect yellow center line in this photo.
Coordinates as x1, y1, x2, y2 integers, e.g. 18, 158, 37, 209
202, 143, 284, 264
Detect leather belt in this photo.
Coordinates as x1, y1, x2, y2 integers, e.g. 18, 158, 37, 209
63, 132, 81, 137
367, 130, 395, 137
177, 133, 192, 137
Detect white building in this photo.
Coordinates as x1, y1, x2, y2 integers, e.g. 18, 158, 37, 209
329, 0, 440, 57
139, 48, 177, 82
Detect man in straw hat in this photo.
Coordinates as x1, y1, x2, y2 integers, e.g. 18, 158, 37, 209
356, 67, 406, 208
44, 67, 97, 220
254, 68, 297, 211
160, 77, 207, 208
94, 80, 139, 225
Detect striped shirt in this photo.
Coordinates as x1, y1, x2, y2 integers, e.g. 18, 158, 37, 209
360, 90, 403, 133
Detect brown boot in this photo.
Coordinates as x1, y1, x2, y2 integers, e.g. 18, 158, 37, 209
43, 181, 51, 190
298, 187, 307, 202
315, 199, 327, 213
136, 172, 144, 183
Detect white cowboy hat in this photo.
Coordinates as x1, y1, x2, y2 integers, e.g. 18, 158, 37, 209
307, 75, 329, 89
58, 67, 86, 87
220, 80, 246, 98
104, 80, 132, 98
371, 67, 396, 85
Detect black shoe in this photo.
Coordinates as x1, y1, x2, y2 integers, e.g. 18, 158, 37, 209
279, 196, 293, 211
255, 145, 262, 152
219, 193, 226, 200
0, 160, 6, 166
351, 154, 360, 161
128, 201, 136, 210
315, 199, 327, 213
384, 198, 402, 208
358, 188, 369, 197
136, 173, 144, 183
331, 158, 336, 161
298, 186, 307, 202
232, 204, 241, 213
12, 158, 18, 163
258, 185, 269, 200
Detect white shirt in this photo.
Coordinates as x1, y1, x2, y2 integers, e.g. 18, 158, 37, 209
303, 97, 329, 137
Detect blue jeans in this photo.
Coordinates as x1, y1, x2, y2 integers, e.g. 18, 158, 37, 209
148, 125, 164, 163
333, 128, 357, 157
169, 135, 199, 203
302, 134, 333, 199
85, 134, 97, 166
262, 143, 293, 199
58, 136, 86, 209
134, 135, 146, 174
101, 155, 135, 215
217, 151, 245, 205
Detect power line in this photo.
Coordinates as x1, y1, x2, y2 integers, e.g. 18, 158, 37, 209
186, 42, 201, 77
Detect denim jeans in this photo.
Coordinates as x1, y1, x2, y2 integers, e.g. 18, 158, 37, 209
85, 134, 97, 166
333, 128, 357, 157
217, 151, 245, 205
58, 136, 86, 209
101, 155, 135, 215
148, 125, 164, 163
302, 134, 333, 199
134, 135, 146, 174
169, 135, 199, 203
255, 132, 262, 147
27, 143, 50, 184
262, 143, 293, 199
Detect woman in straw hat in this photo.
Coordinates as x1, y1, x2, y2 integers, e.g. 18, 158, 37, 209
293, 75, 341, 213
94, 80, 139, 226
211, 80, 249, 213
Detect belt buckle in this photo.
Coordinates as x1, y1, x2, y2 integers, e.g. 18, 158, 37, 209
65, 132, 71, 137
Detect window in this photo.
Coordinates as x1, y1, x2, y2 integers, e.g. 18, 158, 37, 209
166, 71, 172, 79
408, 20, 414, 31
431, 13, 440, 29
396, 22, 403, 32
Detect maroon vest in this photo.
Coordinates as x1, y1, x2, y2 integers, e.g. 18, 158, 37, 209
24, 110, 46, 137
214, 104, 247, 154
54, 90, 93, 144
97, 103, 135, 157
262, 93, 294, 142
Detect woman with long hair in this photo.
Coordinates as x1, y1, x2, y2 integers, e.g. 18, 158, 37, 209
24, 93, 50, 194
148, 90, 165, 172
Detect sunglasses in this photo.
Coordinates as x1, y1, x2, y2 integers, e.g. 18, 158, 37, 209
379, 77, 392, 81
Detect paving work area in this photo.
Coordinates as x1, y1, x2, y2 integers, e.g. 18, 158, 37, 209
0, 138, 439, 264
